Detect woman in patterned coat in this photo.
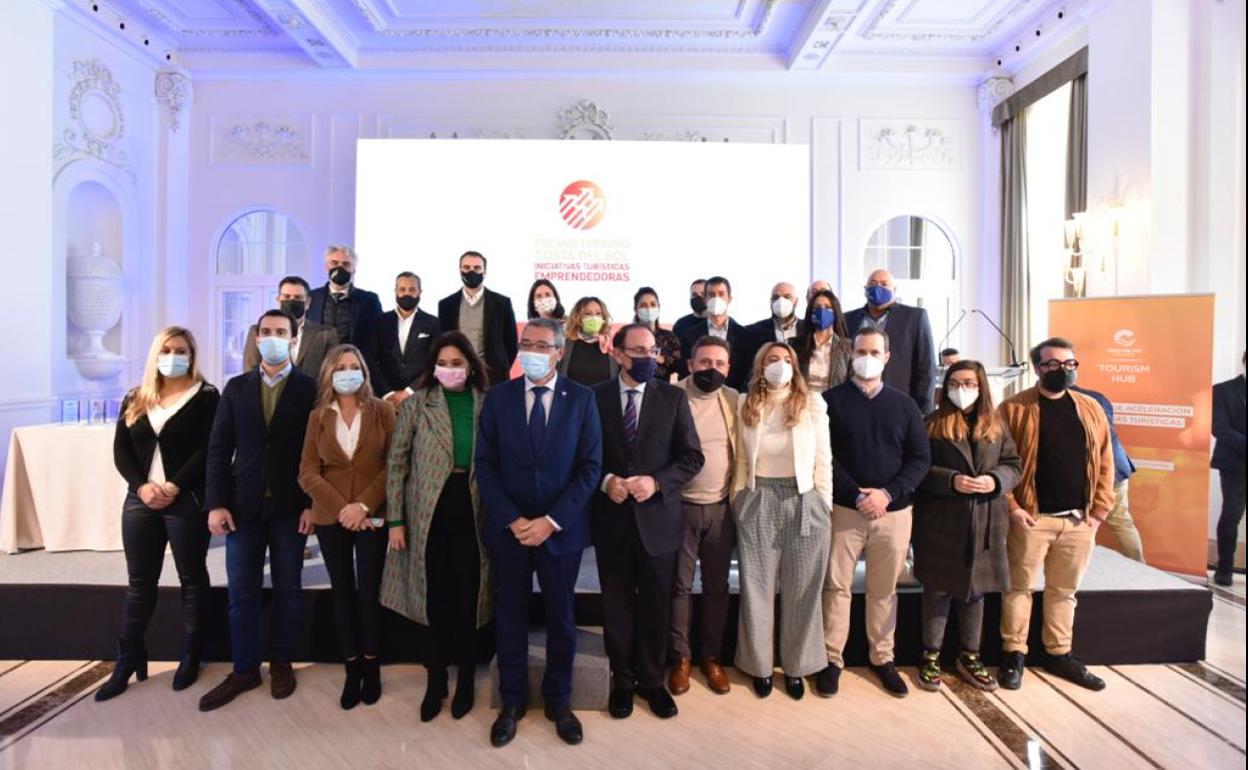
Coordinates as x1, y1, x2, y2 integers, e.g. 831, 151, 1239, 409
380, 331, 492, 722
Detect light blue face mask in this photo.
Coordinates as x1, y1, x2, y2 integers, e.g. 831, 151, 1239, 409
157, 354, 190, 378
257, 336, 290, 366
332, 369, 365, 394
519, 351, 553, 381
637, 306, 660, 324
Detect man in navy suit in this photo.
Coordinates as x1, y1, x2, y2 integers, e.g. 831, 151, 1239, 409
475, 318, 603, 748
843, 268, 937, 413
1212, 352, 1246, 586
594, 324, 703, 720
306, 245, 384, 348
365, 270, 440, 405
200, 309, 317, 712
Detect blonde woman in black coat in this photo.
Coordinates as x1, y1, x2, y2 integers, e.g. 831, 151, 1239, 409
913, 360, 1020, 692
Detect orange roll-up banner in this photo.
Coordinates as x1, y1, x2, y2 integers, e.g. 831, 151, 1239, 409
1048, 295, 1214, 575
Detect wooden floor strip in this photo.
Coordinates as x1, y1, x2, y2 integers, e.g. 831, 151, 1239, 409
0, 662, 95, 722
0, 662, 111, 751
1033, 671, 1163, 769
1210, 585, 1246, 609
0, 662, 26, 680
1172, 663, 1247, 703
943, 676, 1066, 769
1109, 666, 1245, 755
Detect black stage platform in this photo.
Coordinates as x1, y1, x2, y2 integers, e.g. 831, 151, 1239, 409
0, 544, 1211, 667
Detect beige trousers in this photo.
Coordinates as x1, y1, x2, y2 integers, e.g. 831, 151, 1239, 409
822, 504, 912, 667
1104, 480, 1145, 562
1001, 515, 1097, 656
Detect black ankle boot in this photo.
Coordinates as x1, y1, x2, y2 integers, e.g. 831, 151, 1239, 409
361, 657, 381, 705
421, 668, 448, 722
172, 634, 202, 692
340, 658, 363, 710
451, 664, 475, 719
95, 639, 148, 702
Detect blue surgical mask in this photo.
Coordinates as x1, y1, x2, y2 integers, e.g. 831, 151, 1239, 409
637, 307, 660, 325
157, 354, 190, 378
519, 351, 553, 381
865, 285, 894, 307
332, 369, 365, 394
811, 308, 836, 331
257, 336, 290, 366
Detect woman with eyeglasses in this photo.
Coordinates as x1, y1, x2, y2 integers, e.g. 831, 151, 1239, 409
912, 360, 1021, 692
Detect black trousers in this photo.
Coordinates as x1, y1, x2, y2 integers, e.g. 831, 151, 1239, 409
119, 491, 211, 646
316, 523, 387, 659
597, 513, 678, 690
424, 474, 481, 672
1217, 471, 1246, 571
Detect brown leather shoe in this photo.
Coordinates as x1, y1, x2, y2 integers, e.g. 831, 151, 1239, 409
198, 670, 261, 712
667, 658, 691, 695
270, 662, 296, 700
701, 657, 731, 694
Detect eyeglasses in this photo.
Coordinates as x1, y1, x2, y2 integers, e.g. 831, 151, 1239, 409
947, 382, 980, 391
1038, 359, 1079, 372
623, 346, 661, 357
519, 342, 557, 353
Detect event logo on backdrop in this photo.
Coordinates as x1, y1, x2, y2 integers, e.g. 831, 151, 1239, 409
537, 179, 631, 284
1049, 295, 1214, 576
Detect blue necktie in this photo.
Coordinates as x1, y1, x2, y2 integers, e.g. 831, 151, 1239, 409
623, 389, 639, 450
529, 386, 549, 453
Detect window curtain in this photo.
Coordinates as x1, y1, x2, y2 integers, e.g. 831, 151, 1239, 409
1065, 74, 1088, 218
999, 116, 1029, 367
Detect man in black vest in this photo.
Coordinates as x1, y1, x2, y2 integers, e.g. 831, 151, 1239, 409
436, 251, 518, 386
593, 324, 703, 721
365, 271, 440, 406
199, 309, 317, 712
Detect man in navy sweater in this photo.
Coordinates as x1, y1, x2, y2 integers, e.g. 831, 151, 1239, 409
818, 327, 930, 699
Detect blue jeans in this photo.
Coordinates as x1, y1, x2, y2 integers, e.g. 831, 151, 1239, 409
225, 512, 307, 673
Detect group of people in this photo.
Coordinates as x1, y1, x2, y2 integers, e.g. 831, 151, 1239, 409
102, 245, 1245, 749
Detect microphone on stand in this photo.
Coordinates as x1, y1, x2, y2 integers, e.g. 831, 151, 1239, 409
937, 309, 968, 353
972, 309, 1026, 369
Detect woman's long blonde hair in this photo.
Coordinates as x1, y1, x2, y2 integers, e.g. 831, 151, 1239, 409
124, 326, 204, 426
740, 342, 809, 428
564, 296, 611, 340
315, 344, 379, 408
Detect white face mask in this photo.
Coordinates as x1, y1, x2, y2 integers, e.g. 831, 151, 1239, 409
706, 296, 729, 317
771, 297, 794, 319
534, 296, 558, 315
948, 387, 980, 410
763, 360, 794, 388
852, 354, 886, 381
637, 306, 660, 324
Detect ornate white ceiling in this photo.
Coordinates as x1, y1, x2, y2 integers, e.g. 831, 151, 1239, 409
69, 0, 1088, 75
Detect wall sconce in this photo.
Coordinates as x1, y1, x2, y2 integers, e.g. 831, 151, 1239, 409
1064, 205, 1121, 297
1063, 211, 1090, 297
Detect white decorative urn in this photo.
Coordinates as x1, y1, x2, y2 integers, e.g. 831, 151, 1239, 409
67, 241, 126, 379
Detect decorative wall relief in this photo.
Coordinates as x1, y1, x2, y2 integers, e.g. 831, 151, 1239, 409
54, 60, 130, 175
859, 119, 960, 170
559, 101, 613, 140
210, 114, 312, 165
154, 70, 193, 133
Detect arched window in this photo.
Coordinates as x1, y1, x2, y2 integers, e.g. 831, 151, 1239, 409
210, 209, 308, 381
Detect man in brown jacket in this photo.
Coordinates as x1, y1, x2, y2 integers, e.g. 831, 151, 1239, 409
668, 336, 739, 695
996, 337, 1113, 692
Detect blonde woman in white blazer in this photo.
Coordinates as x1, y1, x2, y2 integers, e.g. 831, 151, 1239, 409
732, 341, 833, 701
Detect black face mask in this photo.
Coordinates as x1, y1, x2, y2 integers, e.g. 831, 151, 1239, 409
329, 266, 352, 287
692, 368, 726, 393
1040, 368, 1077, 392
461, 271, 484, 289
396, 295, 419, 312
690, 295, 707, 315
279, 299, 306, 320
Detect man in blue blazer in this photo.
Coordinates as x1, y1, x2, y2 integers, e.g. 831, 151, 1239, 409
200, 309, 317, 712
843, 268, 937, 413
475, 318, 603, 748
306, 245, 384, 348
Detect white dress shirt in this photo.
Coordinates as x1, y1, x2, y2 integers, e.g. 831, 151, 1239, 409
261, 360, 293, 388
462, 286, 485, 307
523, 373, 562, 531
396, 310, 415, 355
146, 381, 204, 483
601, 378, 649, 493
328, 401, 361, 460
707, 319, 729, 341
